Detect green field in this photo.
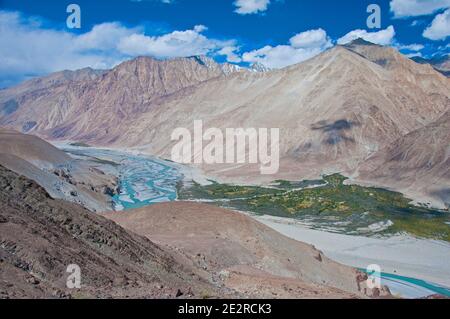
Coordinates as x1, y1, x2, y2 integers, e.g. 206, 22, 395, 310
179, 174, 450, 242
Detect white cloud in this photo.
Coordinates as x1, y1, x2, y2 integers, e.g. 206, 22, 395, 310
193, 24, 208, 33
0, 11, 237, 87
218, 46, 242, 63
242, 28, 332, 69
423, 9, 450, 40
0, 11, 118, 87
398, 43, 425, 51
289, 28, 332, 49
74, 22, 140, 51
242, 45, 325, 69
390, 0, 450, 18
117, 26, 233, 58
405, 52, 423, 58
234, 0, 270, 15
337, 26, 396, 46
410, 19, 426, 26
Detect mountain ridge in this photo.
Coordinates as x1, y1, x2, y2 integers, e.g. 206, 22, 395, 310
0, 41, 448, 206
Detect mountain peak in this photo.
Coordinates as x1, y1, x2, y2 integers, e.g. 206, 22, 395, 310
344, 38, 380, 47
337, 39, 407, 70
250, 62, 271, 73
221, 62, 246, 75
187, 55, 247, 75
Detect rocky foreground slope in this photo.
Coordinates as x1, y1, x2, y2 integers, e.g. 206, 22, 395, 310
101, 202, 389, 298
0, 165, 225, 299
0, 165, 388, 298
0, 129, 118, 212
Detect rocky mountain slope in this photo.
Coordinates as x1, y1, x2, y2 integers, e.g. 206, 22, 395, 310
101, 201, 388, 298
0, 40, 448, 205
0, 165, 227, 299
0, 55, 231, 137
412, 55, 450, 77
0, 68, 105, 120
356, 110, 450, 209
0, 129, 118, 211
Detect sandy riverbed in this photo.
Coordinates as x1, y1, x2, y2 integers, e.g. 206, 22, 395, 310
250, 214, 450, 289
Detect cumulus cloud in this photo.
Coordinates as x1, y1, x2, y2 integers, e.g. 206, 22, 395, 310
242, 28, 332, 69
74, 22, 140, 51
0, 11, 118, 87
398, 43, 425, 51
117, 25, 233, 58
337, 26, 396, 45
193, 24, 208, 33
410, 19, 425, 26
218, 46, 242, 63
289, 28, 332, 49
405, 52, 423, 58
234, 0, 270, 15
423, 9, 450, 40
390, 0, 450, 18
242, 45, 325, 69
0, 11, 237, 87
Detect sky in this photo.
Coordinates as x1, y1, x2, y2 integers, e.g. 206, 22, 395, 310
0, 0, 449, 87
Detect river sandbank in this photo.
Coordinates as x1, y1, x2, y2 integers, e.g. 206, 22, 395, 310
250, 214, 450, 291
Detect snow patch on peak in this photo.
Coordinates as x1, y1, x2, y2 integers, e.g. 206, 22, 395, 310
221, 63, 246, 75
250, 62, 271, 73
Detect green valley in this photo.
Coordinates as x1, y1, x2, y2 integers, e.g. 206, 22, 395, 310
178, 174, 450, 242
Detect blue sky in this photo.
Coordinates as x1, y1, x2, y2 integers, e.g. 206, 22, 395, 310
0, 0, 449, 87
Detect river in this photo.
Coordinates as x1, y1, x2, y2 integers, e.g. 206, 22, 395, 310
61, 145, 183, 210
61, 145, 450, 298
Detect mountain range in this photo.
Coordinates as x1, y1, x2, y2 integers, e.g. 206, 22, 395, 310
0, 39, 449, 208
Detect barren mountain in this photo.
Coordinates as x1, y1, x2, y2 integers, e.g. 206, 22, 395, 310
0, 68, 105, 121
0, 55, 233, 137
0, 129, 118, 211
101, 201, 388, 298
118, 42, 449, 185
0, 40, 448, 201
355, 110, 450, 209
